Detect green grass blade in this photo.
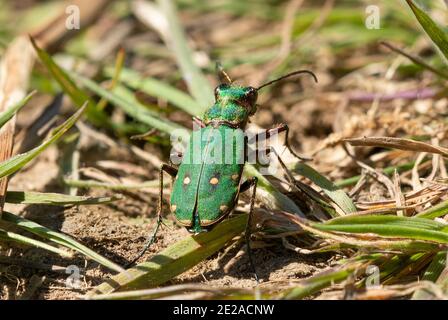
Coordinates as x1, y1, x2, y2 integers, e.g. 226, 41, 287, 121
415, 199, 448, 219
88, 214, 248, 294
0, 228, 72, 257
72, 73, 185, 134
244, 164, 304, 216
325, 215, 446, 230
5, 191, 121, 205
324, 225, 448, 243
0, 91, 35, 129
312, 215, 448, 244
406, 0, 448, 62
293, 162, 357, 214
104, 67, 202, 115
30, 37, 110, 127
2, 211, 124, 273
412, 251, 447, 299
0, 105, 86, 179
281, 264, 361, 299
295, 217, 441, 253
157, 0, 214, 111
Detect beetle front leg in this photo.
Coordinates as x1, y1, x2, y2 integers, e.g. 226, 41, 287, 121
192, 116, 206, 129
126, 163, 178, 267
239, 176, 259, 283
254, 123, 312, 161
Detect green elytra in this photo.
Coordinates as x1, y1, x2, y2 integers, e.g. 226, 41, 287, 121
128, 69, 318, 278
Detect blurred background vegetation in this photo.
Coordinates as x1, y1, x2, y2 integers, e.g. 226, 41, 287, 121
0, 0, 448, 300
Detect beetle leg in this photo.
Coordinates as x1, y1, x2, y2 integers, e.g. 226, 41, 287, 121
192, 116, 206, 129
262, 146, 299, 186
263, 147, 324, 205
265, 147, 320, 195
254, 123, 312, 161
126, 163, 178, 268
239, 177, 260, 283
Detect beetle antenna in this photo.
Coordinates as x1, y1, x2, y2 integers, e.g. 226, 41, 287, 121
216, 61, 233, 84
256, 69, 318, 91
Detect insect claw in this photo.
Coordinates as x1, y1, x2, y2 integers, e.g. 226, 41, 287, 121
160, 218, 169, 228
254, 273, 260, 284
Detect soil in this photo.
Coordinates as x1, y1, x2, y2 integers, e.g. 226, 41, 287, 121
0, 139, 329, 300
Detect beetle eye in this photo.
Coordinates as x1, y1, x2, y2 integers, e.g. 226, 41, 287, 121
246, 87, 258, 101
215, 84, 229, 100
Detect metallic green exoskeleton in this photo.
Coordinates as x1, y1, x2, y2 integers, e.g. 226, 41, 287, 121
128, 69, 318, 278
171, 124, 246, 232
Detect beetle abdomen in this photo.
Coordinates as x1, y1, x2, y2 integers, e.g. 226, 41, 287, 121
170, 125, 245, 228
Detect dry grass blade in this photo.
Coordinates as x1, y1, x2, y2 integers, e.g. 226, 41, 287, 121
5, 191, 121, 206
0, 37, 35, 217
345, 137, 448, 157
63, 179, 160, 191
346, 281, 445, 300
85, 284, 260, 300
96, 48, 126, 111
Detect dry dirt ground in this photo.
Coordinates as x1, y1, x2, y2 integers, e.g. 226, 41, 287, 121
0, 131, 330, 300
2, 69, 442, 299
1, 67, 342, 299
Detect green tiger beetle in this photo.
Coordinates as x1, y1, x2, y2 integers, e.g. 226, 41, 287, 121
128, 68, 318, 280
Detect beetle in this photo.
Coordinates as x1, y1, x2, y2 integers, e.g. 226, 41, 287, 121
128, 69, 318, 279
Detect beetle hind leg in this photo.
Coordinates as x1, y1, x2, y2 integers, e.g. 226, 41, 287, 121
240, 177, 260, 283
254, 123, 312, 162
126, 163, 178, 268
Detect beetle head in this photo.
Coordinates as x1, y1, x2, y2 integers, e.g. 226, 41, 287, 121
214, 84, 258, 116
204, 68, 318, 127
